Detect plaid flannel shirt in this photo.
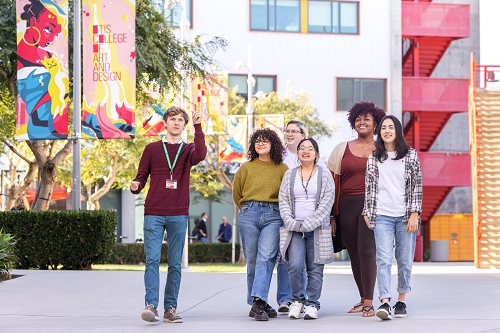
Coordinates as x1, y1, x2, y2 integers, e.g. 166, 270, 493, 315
362, 148, 423, 228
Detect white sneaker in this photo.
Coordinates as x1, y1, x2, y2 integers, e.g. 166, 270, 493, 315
288, 301, 304, 319
303, 305, 318, 320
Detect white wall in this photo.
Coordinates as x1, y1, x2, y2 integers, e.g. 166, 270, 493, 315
479, 0, 500, 64
181, 0, 394, 157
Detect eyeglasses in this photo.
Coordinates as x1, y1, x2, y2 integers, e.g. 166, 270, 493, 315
298, 147, 315, 152
284, 129, 302, 135
255, 140, 270, 146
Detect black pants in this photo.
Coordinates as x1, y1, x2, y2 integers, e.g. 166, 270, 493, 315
339, 195, 376, 300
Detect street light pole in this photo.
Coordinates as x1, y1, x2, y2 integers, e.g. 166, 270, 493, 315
71, 0, 82, 210
246, 44, 254, 136
179, 0, 190, 270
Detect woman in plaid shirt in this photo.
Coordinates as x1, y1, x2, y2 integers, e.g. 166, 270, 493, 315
362, 115, 422, 321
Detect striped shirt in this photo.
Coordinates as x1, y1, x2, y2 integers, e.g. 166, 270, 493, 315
362, 148, 423, 228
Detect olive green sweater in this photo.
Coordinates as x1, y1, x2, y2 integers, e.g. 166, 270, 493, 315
232, 159, 289, 209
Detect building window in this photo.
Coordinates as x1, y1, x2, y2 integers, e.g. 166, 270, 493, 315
165, 0, 193, 28
229, 74, 277, 99
308, 1, 358, 34
337, 78, 386, 111
250, 0, 300, 32
250, 1, 358, 34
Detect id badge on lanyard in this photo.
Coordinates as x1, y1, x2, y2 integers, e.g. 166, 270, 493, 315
163, 141, 183, 190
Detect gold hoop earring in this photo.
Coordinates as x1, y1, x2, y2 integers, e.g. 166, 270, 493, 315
23, 26, 41, 46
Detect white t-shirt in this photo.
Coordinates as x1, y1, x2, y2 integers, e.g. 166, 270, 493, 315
294, 170, 318, 221
283, 146, 325, 169
376, 151, 406, 217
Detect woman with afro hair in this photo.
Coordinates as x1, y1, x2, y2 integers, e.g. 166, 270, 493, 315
233, 128, 289, 321
326, 101, 386, 317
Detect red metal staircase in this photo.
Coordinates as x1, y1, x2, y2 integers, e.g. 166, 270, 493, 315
402, 1, 471, 224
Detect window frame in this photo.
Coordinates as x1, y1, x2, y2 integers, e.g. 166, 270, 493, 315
250, 0, 359, 34
166, 0, 193, 29
307, 1, 359, 35
336, 77, 387, 111
229, 74, 278, 99
250, 0, 301, 33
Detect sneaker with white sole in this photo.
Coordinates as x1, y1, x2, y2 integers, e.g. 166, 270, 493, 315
376, 302, 392, 320
393, 301, 407, 318
164, 307, 183, 323
288, 301, 304, 319
141, 304, 159, 322
303, 305, 318, 320
278, 301, 291, 313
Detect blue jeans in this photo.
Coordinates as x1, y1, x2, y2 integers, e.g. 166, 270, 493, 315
143, 215, 187, 310
239, 201, 282, 305
374, 215, 417, 302
200, 237, 207, 243
287, 231, 325, 309
276, 260, 292, 305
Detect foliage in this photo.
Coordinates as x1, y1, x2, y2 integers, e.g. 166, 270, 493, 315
190, 88, 335, 199
107, 242, 240, 264
0, 229, 17, 281
0, 0, 227, 209
0, 210, 117, 270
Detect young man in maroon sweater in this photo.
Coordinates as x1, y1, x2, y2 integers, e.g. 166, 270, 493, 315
131, 106, 206, 323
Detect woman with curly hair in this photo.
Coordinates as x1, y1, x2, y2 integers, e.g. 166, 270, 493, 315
233, 128, 288, 321
326, 101, 386, 317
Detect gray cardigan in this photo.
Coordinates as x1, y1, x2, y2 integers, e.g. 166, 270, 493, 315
278, 166, 335, 264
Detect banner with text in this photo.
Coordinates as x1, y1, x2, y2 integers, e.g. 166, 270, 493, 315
82, 0, 136, 139
16, 0, 69, 140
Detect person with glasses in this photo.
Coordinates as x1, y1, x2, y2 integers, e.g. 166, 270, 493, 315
279, 138, 334, 320
283, 120, 325, 168
277, 120, 325, 314
233, 128, 288, 321
326, 102, 386, 317
363, 115, 422, 320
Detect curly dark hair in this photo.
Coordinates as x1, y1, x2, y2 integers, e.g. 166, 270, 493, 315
247, 128, 283, 164
347, 101, 386, 133
21, 0, 46, 24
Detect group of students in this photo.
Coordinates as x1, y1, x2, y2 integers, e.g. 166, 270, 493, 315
131, 102, 421, 324
233, 101, 422, 321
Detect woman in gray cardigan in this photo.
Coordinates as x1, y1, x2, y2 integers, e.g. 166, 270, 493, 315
278, 138, 335, 320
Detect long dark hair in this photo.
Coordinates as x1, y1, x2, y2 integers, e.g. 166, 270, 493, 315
247, 128, 283, 164
374, 115, 409, 162
297, 138, 319, 164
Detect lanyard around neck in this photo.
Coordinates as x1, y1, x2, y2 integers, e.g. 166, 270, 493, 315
163, 141, 184, 180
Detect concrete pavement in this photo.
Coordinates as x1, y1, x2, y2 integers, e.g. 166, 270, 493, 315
1, 262, 500, 333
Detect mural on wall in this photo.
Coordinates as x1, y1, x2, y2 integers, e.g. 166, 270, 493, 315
16, 0, 69, 140
82, 0, 136, 139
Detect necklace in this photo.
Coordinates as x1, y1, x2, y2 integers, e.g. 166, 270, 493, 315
299, 166, 315, 200
357, 139, 374, 150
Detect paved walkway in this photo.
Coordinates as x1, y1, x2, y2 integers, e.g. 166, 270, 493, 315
1, 262, 500, 333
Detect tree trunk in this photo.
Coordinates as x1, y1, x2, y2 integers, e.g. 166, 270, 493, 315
27, 140, 72, 210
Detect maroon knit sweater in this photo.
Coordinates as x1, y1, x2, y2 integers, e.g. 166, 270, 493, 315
131, 124, 206, 216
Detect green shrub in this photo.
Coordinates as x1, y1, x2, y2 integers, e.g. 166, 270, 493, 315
0, 210, 117, 270
0, 229, 17, 281
107, 242, 240, 264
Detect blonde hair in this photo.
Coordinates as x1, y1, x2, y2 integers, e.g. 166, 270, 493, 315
14, 194, 30, 210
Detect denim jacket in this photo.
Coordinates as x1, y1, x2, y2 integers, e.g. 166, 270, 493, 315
362, 148, 422, 228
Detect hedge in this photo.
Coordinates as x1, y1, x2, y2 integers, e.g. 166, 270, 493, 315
107, 242, 240, 264
0, 210, 117, 270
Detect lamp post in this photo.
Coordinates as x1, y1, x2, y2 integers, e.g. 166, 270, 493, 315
235, 44, 256, 137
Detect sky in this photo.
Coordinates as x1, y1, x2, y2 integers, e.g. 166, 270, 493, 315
480, 0, 500, 65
